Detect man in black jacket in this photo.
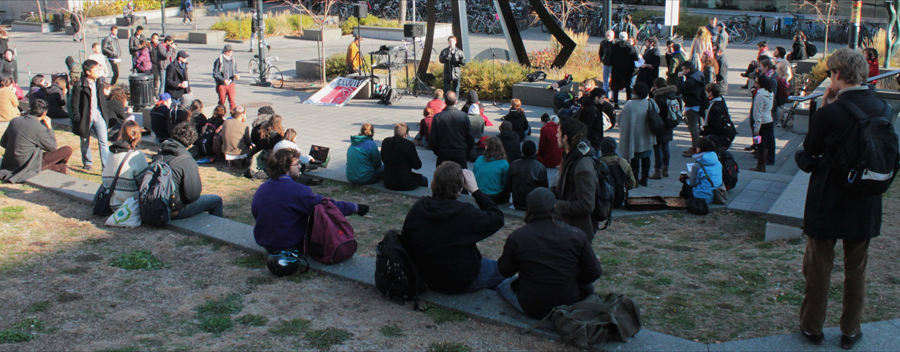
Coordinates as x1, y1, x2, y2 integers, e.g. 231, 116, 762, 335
400, 161, 505, 294
439, 36, 465, 95
128, 26, 145, 66
70, 59, 110, 171
609, 32, 639, 108
165, 50, 191, 101
497, 187, 601, 318
381, 123, 427, 191
677, 61, 707, 157
577, 88, 606, 151
552, 118, 598, 240
598, 30, 615, 96
162, 122, 223, 219
101, 25, 121, 85
429, 91, 472, 169
45, 77, 69, 120
507, 141, 548, 210
795, 48, 881, 350
157, 35, 176, 95
0, 100, 73, 183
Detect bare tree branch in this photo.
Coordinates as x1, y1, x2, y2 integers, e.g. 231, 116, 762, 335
799, 0, 839, 54
275, 0, 339, 83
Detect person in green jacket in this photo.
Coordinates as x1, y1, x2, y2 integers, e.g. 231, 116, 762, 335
346, 123, 383, 185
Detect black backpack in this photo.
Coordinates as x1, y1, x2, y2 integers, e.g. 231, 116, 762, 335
139, 152, 190, 227
197, 123, 217, 156
375, 230, 426, 309
805, 42, 818, 57
834, 99, 900, 196
555, 91, 575, 111
590, 156, 615, 231
602, 157, 628, 208
526, 71, 547, 82
379, 87, 399, 105
715, 149, 739, 191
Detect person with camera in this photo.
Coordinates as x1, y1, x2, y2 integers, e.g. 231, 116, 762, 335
439, 36, 465, 96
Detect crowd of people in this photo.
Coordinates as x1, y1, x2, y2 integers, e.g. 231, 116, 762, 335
0, 18, 890, 349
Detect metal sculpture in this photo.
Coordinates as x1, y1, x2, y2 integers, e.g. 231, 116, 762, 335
885, 0, 900, 68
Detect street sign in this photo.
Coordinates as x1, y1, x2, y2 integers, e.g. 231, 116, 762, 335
665, 0, 680, 27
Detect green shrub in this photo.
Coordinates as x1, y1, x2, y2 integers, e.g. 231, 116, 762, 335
378, 324, 404, 338
340, 16, 402, 35
424, 306, 468, 324
198, 315, 233, 333
109, 250, 164, 270
211, 12, 252, 40
0, 329, 32, 344
459, 60, 529, 102
428, 342, 471, 352
196, 294, 244, 316
323, 52, 347, 81
631, 10, 710, 39
269, 319, 311, 336
83, 0, 181, 18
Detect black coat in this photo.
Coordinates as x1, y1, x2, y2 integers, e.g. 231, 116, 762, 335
0, 58, 17, 83
399, 190, 504, 294
159, 139, 202, 211
502, 109, 529, 141
577, 98, 604, 151
507, 156, 548, 210
700, 98, 734, 142
599, 39, 615, 66
678, 71, 707, 110
43, 85, 68, 120
70, 77, 110, 138
637, 47, 661, 89
553, 142, 598, 239
497, 214, 602, 319
797, 88, 883, 241
498, 129, 522, 163
652, 85, 678, 143
439, 46, 465, 81
0, 114, 58, 183
107, 99, 129, 126
430, 106, 473, 161
381, 136, 424, 191
150, 105, 171, 141
609, 41, 638, 81
165, 62, 191, 101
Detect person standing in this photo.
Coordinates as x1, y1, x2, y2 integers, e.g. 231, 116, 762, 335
213, 0, 224, 11
0, 100, 73, 183
609, 32, 639, 109
637, 38, 661, 90
128, 26, 145, 69
429, 91, 473, 169
774, 46, 793, 126
157, 35, 176, 94
148, 33, 161, 91
249, 9, 270, 53
714, 44, 728, 94
70, 13, 83, 42
213, 44, 239, 111
181, 0, 194, 25
576, 88, 606, 151
70, 60, 111, 171
165, 51, 191, 102
666, 43, 688, 87
439, 36, 465, 95
617, 82, 657, 187
536, 113, 562, 168
678, 62, 706, 157
133, 41, 153, 74
791, 31, 808, 61
649, 78, 677, 179
101, 25, 122, 85
346, 35, 363, 74
87, 43, 109, 80
598, 30, 616, 97
714, 22, 728, 52
552, 117, 598, 241
795, 48, 882, 350
749, 76, 774, 172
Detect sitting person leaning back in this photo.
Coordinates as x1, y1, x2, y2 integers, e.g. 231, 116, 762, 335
0, 99, 73, 183
497, 187, 602, 319
252, 148, 369, 254
400, 161, 505, 295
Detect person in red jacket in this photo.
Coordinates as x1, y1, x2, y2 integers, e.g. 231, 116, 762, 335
865, 48, 880, 84
426, 88, 446, 114
536, 113, 562, 168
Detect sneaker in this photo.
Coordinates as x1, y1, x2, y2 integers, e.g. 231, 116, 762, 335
801, 330, 825, 345
840, 332, 862, 349
83, 165, 92, 172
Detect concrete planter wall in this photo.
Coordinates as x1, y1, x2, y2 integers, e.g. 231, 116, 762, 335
290, 28, 342, 41
356, 22, 452, 41
188, 30, 227, 44
12, 21, 51, 33
85, 6, 212, 26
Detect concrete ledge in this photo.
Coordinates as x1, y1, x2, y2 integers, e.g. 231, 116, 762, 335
764, 171, 809, 241
764, 222, 803, 242
188, 30, 226, 44
12, 21, 51, 33
295, 59, 320, 79
115, 16, 148, 26
290, 28, 342, 41
67, 23, 100, 35
116, 26, 136, 39
512, 81, 578, 109
357, 22, 452, 41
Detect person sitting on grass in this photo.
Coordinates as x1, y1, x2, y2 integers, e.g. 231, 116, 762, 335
220, 106, 252, 167
101, 120, 150, 209
150, 93, 173, 142
474, 136, 511, 205
346, 123, 383, 185
252, 148, 369, 254
381, 123, 427, 191
507, 140, 548, 211
161, 121, 224, 219
0, 99, 73, 183
400, 161, 505, 294
678, 137, 723, 204
497, 187, 602, 319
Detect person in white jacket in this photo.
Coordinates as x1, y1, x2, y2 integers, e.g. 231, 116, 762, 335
750, 76, 774, 172
87, 43, 109, 79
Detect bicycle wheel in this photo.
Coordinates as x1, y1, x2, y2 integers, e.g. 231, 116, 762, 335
267, 66, 283, 88
648, 25, 659, 39
473, 19, 486, 33
741, 29, 753, 44
249, 59, 260, 83
490, 20, 502, 35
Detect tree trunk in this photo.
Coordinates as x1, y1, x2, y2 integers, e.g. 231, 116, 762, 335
319, 23, 326, 84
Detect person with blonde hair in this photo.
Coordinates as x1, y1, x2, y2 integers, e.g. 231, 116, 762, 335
101, 120, 150, 208
689, 26, 713, 71
346, 123, 383, 185
474, 136, 510, 204
701, 50, 719, 85
220, 105, 252, 166
502, 98, 529, 140
382, 123, 427, 191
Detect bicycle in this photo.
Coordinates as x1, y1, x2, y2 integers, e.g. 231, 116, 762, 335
248, 55, 283, 88
20, 11, 37, 22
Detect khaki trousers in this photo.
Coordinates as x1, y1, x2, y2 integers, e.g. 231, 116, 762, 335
799, 237, 870, 336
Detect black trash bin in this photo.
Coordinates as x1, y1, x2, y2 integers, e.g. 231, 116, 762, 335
129, 73, 154, 110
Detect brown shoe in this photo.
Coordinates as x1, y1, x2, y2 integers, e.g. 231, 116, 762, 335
648, 169, 662, 180
661, 166, 669, 177
749, 149, 767, 172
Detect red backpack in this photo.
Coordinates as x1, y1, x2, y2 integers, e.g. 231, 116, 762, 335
305, 198, 358, 264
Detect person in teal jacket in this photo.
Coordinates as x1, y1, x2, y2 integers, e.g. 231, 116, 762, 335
473, 136, 510, 204
679, 137, 723, 203
346, 123, 383, 185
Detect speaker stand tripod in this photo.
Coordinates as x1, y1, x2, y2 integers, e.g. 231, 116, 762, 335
405, 37, 432, 98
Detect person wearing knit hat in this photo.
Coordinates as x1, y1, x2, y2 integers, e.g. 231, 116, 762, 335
496, 187, 602, 319
507, 140, 549, 211
214, 44, 240, 111
150, 92, 173, 142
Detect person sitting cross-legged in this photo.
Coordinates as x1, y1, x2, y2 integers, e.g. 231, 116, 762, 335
474, 136, 511, 205
346, 123, 383, 185
252, 148, 369, 254
161, 121, 224, 219
400, 161, 505, 294
0, 99, 73, 183
497, 187, 602, 318
507, 140, 548, 211
381, 123, 427, 191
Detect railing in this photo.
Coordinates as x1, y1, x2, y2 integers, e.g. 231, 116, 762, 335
787, 68, 900, 117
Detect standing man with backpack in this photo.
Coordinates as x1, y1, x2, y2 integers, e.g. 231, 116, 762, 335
158, 122, 224, 220
794, 48, 897, 350
552, 118, 598, 240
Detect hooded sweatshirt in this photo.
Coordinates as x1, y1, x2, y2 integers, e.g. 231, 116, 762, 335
460, 90, 484, 119
400, 190, 505, 294
686, 151, 723, 203
159, 139, 202, 211
346, 135, 382, 184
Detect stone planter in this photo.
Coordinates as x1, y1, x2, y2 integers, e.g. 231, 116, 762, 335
12, 21, 51, 33
289, 28, 342, 41
188, 30, 226, 44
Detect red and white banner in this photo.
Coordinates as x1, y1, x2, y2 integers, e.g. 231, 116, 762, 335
304, 77, 369, 107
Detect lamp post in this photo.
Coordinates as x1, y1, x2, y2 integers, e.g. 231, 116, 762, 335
849, 0, 862, 49
161, 0, 167, 36
255, 0, 269, 86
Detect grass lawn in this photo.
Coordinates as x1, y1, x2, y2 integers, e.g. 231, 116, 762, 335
0, 125, 897, 345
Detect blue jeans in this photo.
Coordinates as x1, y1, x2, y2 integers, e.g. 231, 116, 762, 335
172, 194, 224, 219
443, 79, 460, 96
653, 142, 670, 170
602, 64, 611, 96
464, 258, 505, 293
80, 115, 109, 169
497, 277, 525, 313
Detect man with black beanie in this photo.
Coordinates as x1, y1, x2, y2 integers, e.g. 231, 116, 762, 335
507, 140, 549, 210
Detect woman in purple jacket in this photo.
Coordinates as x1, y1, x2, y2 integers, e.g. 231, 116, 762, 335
133, 41, 153, 73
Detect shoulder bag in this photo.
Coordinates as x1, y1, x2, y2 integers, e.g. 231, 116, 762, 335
92, 150, 134, 216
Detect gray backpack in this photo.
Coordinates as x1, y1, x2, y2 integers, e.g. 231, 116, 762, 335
524, 293, 643, 348
139, 153, 189, 227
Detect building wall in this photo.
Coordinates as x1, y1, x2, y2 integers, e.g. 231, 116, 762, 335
0, 0, 76, 23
